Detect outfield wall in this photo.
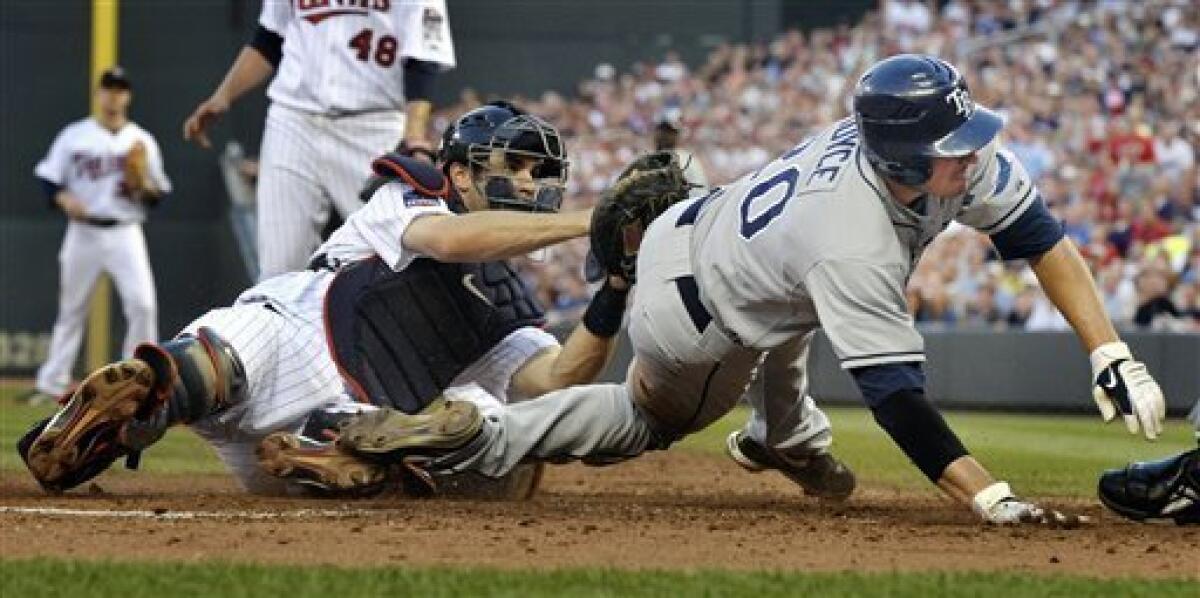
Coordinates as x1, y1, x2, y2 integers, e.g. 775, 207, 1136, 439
578, 328, 1199, 415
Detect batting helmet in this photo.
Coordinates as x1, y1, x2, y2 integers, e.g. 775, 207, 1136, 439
438, 101, 568, 212
853, 54, 1003, 186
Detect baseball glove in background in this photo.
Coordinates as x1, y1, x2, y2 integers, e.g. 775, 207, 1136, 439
122, 140, 149, 196
589, 151, 693, 283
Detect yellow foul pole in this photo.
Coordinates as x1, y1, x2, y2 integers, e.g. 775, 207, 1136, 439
86, 0, 117, 370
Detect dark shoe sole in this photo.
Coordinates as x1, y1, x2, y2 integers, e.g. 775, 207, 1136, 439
725, 431, 855, 501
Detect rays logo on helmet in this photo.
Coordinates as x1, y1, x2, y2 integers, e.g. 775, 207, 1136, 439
945, 87, 973, 118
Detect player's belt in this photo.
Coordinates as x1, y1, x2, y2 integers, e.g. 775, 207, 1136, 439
307, 253, 341, 272
82, 217, 124, 227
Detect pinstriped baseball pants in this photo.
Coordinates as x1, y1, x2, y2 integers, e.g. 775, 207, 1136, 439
256, 103, 405, 280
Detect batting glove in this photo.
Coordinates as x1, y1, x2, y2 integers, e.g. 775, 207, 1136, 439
972, 482, 1087, 527
1090, 342, 1166, 441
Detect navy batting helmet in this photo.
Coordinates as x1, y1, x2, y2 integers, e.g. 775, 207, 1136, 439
853, 54, 1002, 186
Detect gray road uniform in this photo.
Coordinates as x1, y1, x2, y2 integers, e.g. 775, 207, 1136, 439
431, 117, 1058, 478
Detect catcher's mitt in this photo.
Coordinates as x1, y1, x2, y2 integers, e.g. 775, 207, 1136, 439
589, 151, 693, 283
122, 141, 149, 196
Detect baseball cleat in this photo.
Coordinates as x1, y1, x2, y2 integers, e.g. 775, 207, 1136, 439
20, 359, 157, 493
726, 430, 856, 501
338, 398, 484, 462
257, 432, 397, 497
1098, 447, 1199, 525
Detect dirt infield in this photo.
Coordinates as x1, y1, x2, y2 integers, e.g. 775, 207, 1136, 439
1, 451, 1196, 578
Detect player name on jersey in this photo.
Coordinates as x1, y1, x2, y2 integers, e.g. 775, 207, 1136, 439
808, 120, 858, 187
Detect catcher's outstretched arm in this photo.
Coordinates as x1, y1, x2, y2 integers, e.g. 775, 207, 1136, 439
402, 209, 591, 263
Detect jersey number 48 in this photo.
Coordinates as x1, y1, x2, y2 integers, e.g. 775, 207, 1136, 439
349, 28, 398, 67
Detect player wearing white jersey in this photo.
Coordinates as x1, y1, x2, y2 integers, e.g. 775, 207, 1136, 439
25, 68, 171, 405
20, 103, 640, 500
339, 55, 1170, 525
183, 0, 456, 280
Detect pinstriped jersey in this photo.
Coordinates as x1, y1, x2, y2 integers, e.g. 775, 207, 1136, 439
225, 180, 557, 414
260, 0, 455, 115
236, 180, 450, 312
689, 117, 1038, 368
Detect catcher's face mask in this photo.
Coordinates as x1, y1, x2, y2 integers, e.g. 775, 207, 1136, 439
468, 114, 568, 212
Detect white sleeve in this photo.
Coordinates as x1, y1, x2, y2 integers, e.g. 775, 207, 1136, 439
353, 183, 453, 270
804, 259, 925, 369
257, 0, 291, 34
142, 132, 172, 193
955, 140, 1038, 236
399, 0, 456, 68
34, 126, 72, 184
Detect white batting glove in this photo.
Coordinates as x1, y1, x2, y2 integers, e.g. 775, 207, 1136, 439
971, 482, 1087, 527
1090, 342, 1166, 441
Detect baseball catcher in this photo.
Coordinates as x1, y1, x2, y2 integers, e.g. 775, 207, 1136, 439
16, 102, 639, 500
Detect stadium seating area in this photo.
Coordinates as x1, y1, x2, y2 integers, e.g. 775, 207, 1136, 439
431, 0, 1199, 332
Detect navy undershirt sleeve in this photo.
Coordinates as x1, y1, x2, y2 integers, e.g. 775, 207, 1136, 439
402, 59, 439, 101
249, 24, 283, 67
850, 362, 926, 409
38, 176, 62, 208
988, 196, 1064, 261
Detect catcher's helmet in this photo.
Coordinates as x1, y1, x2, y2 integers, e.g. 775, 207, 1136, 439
438, 100, 524, 166
439, 101, 568, 212
853, 54, 1002, 186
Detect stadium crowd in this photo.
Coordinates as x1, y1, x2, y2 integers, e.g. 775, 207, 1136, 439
426, 0, 1199, 332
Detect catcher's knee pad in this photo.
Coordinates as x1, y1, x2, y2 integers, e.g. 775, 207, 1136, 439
1098, 448, 1200, 525
123, 327, 248, 448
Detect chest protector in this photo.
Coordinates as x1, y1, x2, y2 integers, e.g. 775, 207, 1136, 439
324, 153, 545, 413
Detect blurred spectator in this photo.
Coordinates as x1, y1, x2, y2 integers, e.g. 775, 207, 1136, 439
1133, 266, 1183, 329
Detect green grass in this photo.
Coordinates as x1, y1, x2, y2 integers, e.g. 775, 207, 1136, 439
2, 559, 1196, 598
1, 385, 1194, 495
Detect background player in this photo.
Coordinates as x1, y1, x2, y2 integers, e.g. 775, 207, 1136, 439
25, 67, 170, 405
337, 55, 1170, 525
183, 0, 455, 279
653, 109, 708, 190
20, 103, 635, 499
